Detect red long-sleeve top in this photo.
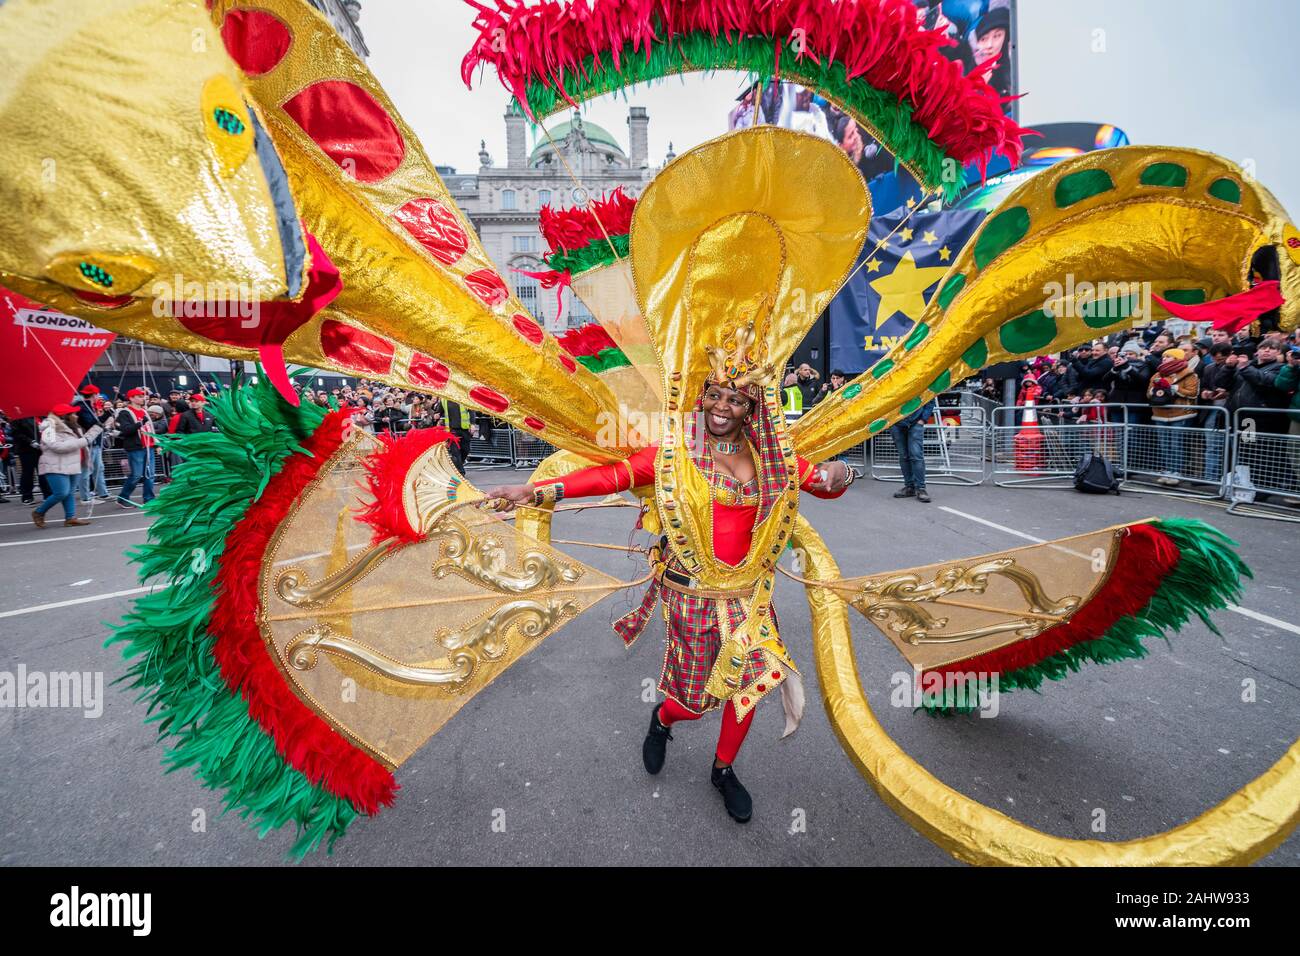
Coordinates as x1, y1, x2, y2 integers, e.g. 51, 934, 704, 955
551, 445, 843, 565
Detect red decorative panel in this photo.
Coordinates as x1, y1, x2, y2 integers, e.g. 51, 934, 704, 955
408, 353, 450, 390
511, 312, 543, 344
392, 198, 468, 266
468, 385, 509, 413
522, 416, 545, 430
320, 320, 394, 374
281, 80, 405, 183
220, 9, 292, 75
464, 269, 508, 306
557, 353, 576, 373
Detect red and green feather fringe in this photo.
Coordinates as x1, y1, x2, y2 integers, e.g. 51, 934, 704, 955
462, 0, 1028, 200
107, 377, 395, 857
918, 517, 1253, 714
555, 323, 632, 372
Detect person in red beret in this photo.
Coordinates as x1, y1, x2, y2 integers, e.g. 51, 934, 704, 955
114, 387, 157, 507
174, 392, 218, 435
32, 403, 103, 528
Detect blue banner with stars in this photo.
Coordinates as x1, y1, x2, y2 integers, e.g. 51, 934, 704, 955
827, 205, 987, 375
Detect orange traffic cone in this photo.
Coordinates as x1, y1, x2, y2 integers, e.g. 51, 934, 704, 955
1014, 397, 1045, 473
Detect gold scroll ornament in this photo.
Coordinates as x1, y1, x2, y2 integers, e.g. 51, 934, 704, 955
260, 439, 626, 769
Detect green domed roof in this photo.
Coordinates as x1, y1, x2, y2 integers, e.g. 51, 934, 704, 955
529, 118, 625, 164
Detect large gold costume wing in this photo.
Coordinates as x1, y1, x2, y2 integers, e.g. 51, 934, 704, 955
0, 0, 627, 459
791, 146, 1300, 462
260, 436, 633, 772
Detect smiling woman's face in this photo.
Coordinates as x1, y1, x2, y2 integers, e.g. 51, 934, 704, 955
701, 383, 752, 438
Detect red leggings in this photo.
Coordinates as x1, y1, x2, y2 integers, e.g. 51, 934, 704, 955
659, 697, 754, 765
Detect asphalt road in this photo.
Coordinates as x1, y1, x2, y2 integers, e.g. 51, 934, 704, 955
1, 468, 1296, 867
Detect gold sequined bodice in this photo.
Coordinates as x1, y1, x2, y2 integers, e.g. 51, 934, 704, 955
709, 469, 760, 507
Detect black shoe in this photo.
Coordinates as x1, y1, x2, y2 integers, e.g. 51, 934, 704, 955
916, 488, 932, 503
711, 763, 752, 823
892, 486, 916, 499
642, 704, 672, 775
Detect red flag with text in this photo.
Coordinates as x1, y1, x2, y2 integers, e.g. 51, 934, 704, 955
0, 287, 116, 418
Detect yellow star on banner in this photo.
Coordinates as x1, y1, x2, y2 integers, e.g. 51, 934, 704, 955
938, 245, 952, 262
900, 227, 914, 242
905, 197, 917, 209
922, 230, 938, 244
870, 250, 950, 322
866, 257, 883, 273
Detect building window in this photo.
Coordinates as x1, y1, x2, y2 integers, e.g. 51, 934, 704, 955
502, 189, 517, 210
566, 288, 594, 327
515, 272, 539, 313
538, 189, 551, 208
512, 235, 534, 253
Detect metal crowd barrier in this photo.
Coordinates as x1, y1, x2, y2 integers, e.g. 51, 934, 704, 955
869, 404, 989, 485
1226, 406, 1300, 523
1120, 405, 1231, 499
991, 403, 1130, 488
467, 429, 513, 463
510, 429, 558, 470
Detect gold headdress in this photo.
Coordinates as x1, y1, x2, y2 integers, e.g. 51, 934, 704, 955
704, 317, 773, 397
631, 127, 869, 410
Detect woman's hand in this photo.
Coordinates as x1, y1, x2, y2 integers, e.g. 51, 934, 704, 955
809, 460, 851, 493
483, 483, 534, 512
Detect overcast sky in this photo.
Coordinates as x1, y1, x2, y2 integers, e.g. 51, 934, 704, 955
361, 0, 1299, 214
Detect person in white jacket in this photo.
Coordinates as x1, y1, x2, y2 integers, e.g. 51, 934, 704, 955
32, 403, 103, 528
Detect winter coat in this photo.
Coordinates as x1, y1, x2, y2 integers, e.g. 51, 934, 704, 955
175, 406, 218, 434
1071, 355, 1114, 390
1274, 363, 1300, 425
1147, 365, 1200, 421
37, 416, 103, 476
115, 406, 157, 452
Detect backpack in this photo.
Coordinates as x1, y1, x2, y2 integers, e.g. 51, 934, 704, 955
1073, 452, 1120, 494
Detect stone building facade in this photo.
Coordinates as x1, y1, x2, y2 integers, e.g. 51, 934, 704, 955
449, 106, 673, 333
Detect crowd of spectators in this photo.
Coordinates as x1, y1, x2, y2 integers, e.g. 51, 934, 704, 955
977, 324, 1300, 496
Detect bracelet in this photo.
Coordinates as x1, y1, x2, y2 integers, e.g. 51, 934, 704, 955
531, 482, 565, 507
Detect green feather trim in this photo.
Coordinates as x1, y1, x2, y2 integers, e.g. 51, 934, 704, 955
544, 234, 630, 277
919, 517, 1252, 715
575, 345, 633, 373
521, 32, 967, 200
106, 377, 359, 857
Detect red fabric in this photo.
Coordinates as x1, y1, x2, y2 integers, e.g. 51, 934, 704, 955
220, 8, 292, 75
167, 412, 182, 434
656, 697, 754, 764
392, 197, 469, 265
927, 523, 1180, 681
0, 287, 115, 419
320, 319, 395, 375
356, 426, 459, 545
464, 269, 510, 306
281, 80, 406, 183
209, 409, 398, 815
408, 353, 451, 390
1153, 280, 1284, 335
175, 233, 342, 407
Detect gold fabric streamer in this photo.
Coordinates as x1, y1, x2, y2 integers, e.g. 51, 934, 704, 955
793, 146, 1300, 463
792, 515, 1300, 866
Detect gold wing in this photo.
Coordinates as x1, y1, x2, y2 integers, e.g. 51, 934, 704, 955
263, 437, 634, 769
792, 146, 1300, 462
0, 0, 627, 459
